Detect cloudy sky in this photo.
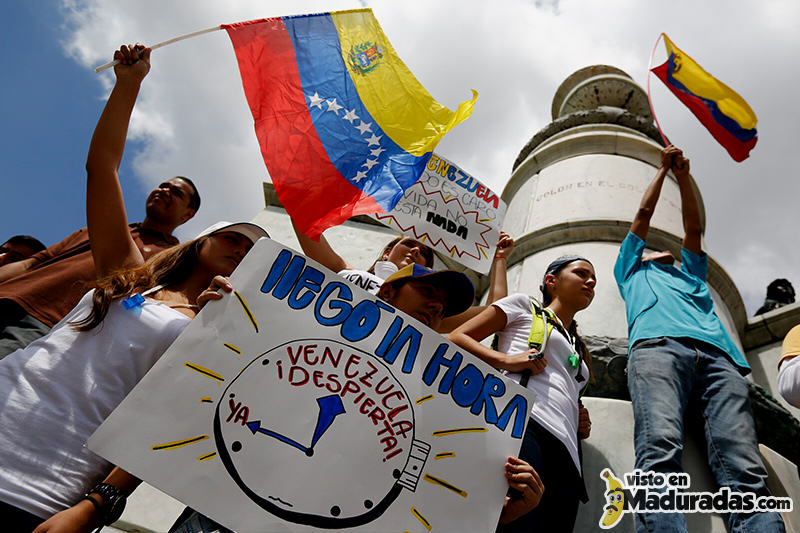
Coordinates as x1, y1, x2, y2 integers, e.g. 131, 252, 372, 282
2, 0, 798, 314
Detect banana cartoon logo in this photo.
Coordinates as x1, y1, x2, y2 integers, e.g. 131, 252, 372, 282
599, 468, 626, 529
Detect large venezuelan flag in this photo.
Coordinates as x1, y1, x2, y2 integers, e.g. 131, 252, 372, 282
651, 34, 757, 162
223, 10, 477, 238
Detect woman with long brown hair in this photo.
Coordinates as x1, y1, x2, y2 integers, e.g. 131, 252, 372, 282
0, 44, 268, 532
449, 256, 596, 531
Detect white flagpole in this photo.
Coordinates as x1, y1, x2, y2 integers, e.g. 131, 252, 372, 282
646, 32, 670, 147
94, 25, 222, 72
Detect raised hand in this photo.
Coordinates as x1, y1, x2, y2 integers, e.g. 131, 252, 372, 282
113, 43, 151, 85
660, 144, 679, 169
494, 231, 515, 260
672, 152, 690, 179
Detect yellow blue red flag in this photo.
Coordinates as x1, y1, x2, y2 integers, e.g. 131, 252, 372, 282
223, 9, 477, 238
651, 34, 757, 162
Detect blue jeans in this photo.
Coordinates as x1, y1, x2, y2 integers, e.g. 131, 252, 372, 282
628, 337, 785, 533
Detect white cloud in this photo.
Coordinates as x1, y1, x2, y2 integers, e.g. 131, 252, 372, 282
61, 0, 799, 315
724, 242, 791, 313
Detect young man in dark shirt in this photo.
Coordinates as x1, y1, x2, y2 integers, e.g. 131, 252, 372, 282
0, 175, 200, 358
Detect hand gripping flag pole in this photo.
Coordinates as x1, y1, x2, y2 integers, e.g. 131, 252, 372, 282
94, 25, 222, 72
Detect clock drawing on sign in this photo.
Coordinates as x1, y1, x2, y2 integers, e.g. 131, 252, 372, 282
214, 338, 430, 529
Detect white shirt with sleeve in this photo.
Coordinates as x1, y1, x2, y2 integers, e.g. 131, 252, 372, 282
492, 293, 589, 474
337, 261, 398, 295
778, 325, 800, 408
0, 290, 191, 518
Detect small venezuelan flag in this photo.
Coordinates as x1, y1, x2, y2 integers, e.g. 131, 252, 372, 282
223, 10, 477, 238
651, 34, 757, 162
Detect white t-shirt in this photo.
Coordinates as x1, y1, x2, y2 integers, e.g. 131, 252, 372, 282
779, 325, 800, 408
0, 290, 191, 518
337, 261, 398, 295
492, 293, 589, 473
778, 356, 800, 408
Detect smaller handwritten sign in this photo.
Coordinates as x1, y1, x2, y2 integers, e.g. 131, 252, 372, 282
371, 154, 507, 274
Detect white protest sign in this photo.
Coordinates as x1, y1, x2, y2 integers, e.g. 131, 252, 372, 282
371, 154, 507, 274
88, 238, 534, 532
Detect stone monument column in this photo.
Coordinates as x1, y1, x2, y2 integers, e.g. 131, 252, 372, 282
502, 65, 746, 356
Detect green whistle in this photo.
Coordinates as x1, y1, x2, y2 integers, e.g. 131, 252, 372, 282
568, 353, 579, 369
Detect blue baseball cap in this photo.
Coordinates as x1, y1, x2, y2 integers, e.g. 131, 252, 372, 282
383, 263, 475, 317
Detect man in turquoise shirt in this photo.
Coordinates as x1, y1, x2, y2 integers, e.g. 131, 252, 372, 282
614, 146, 784, 533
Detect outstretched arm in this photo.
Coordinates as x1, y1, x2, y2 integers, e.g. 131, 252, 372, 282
291, 220, 353, 273
436, 233, 515, 334
672, 151, 702, 254
630, 146, 678, 240
448, 306, 547, 374
0, 257, 38, 283
486, 232, 514, 304
33, 467, 140, 533
85, 44, 151, 279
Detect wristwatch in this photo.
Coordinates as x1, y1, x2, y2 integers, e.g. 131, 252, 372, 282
83, 482, 127, 526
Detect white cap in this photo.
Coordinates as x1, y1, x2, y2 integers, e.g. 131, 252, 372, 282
196, 221, 269, 244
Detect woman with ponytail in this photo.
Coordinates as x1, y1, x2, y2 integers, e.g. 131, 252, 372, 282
449, 256, 596, 532
0, 44, 267, 532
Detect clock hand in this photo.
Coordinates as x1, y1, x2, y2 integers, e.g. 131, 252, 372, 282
244, 395, 346, 456
309, 394, 346, 450
246, 420, 308, 454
